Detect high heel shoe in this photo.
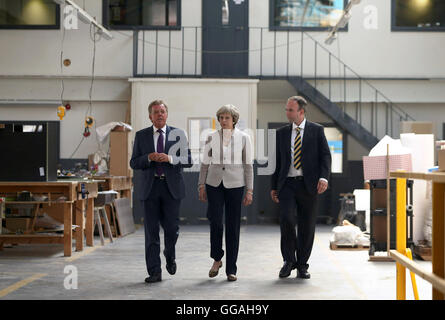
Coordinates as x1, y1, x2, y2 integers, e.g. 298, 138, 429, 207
227, 274, 237, 281
208, 261, 223, 278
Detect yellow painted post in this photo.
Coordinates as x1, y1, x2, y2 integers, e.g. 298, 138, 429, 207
406, 248, 419, 300
396, 177, 407, 300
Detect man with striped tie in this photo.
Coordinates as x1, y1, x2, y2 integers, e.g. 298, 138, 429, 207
270, 96, 331, 279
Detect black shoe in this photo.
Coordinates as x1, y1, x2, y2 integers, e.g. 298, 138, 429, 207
166, 260, 177, 275
145, 273, 162, 283
297, 269, 311, 279
279, 262, 297, 278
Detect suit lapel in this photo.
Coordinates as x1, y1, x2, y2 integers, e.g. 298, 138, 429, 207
284, 124, 292, 163
302, 120, 311, 154
147, 126, 155, 153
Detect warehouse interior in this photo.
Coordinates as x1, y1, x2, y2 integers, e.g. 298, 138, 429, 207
1, 0, 445, 302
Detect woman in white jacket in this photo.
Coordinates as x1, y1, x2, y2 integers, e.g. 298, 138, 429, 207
198, 104, 254, 282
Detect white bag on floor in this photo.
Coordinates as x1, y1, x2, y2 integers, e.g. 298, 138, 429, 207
330, 225, 369, 246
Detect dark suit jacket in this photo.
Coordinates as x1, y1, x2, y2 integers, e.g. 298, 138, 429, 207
271, 120, 331, 196
130, 125, 192, 201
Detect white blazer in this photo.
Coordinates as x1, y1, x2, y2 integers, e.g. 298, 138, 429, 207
198, 128, 253, 190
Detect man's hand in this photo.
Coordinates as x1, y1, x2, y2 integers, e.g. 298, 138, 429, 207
157, 153, 170, 163
270, 190, 279, 203
148, 153, 170, 162
317, 179, 328, 194
148, 152, 160, 162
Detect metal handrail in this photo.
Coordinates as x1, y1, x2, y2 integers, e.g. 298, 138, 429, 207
133, 26, 415, 138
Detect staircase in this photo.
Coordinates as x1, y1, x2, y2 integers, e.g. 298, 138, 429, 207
286, 32, 415, 151
288, 76, 379, 150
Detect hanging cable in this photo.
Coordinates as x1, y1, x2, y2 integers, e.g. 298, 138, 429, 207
60, 3, 66, 107
70, 24, 103, 158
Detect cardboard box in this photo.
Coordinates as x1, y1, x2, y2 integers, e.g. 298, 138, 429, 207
438, 149, 445, 171
109, 130, 130, 176
6, 218, 32, 233
400, 121, 434, 135
362, 154, 412, 181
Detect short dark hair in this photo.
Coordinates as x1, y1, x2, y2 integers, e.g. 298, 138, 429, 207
148, 99, 168, 114
287, 96, 307, 112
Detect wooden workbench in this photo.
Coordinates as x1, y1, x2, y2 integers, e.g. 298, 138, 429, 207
90, 175, 132, 199
390, 171, 445, 299
0, 180, 100, 257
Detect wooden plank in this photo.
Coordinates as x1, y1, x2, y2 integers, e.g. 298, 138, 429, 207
75, 200, 84, 252
329, 242, 369, 251
390, 171, 445, 183
63, 203, 72, 257
0, 234, 64, 244
390, 250, 445, 297
85, 198, 94, 246
432, 182, 445, 300
113, 198, 135, 237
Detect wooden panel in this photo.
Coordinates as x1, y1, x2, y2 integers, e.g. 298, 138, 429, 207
63, 203, 72, 257
75, 200, 84, 252
0, 234, 64, 244
85, 198, 94, 246
113, 198, 135, 237
432, 182, 445, 300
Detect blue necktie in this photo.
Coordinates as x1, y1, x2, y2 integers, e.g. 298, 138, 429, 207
156, 128, 164, 176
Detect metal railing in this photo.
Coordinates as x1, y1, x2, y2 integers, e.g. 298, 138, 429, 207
133, 27, 415, 140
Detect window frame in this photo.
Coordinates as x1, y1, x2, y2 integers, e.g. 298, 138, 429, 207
102, 0, 181, 31
391, 0, 445, 32
269, 0, 349, 32
0, 2, 60, 30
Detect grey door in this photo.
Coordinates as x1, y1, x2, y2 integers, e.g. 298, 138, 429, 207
202, 0, 248, 77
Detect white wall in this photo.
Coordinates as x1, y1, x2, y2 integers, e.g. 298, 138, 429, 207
1, 0, 444, 80
1, 0, 444, 160
249, 0, 445, 79
130, 78, 258, 133
0, 100, 127, 158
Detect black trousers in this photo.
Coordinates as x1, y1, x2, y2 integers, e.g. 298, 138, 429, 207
278, 177, 318, 271
206, 183, 244, 276
142, 178, 180, 276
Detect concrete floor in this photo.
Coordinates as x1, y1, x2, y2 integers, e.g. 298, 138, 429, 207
0, 225, 433, 300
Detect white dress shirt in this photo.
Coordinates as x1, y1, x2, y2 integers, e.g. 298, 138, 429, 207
287, 118, 328, 184
288, 119, 306, 177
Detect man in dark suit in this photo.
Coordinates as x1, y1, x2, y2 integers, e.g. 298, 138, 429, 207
130, 99, 192, 283
271, 96, 331, 279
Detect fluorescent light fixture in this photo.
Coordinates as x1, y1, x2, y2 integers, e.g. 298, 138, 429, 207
345, 0, 361, 12
324, 32, 337, 45
53, 0, 113, 40
337, 12, 351, 28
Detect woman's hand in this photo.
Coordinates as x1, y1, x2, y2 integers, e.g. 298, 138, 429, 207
198, 186, 207, 202
243, 190, 253, 206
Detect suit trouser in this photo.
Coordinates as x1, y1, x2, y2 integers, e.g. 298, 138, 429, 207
278, 177, 318, 271
206, 182, 244, 276
142, 178, 180, 276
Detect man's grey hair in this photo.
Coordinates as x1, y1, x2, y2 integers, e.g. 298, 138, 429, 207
287, 96, 307, 112
148, 99, 168, 114
216, 104, 240, 127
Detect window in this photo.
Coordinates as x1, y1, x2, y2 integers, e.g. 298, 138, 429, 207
324, 126, 343, 174
270, 0, 346, 30
104, 0, 180, 30
0, 0, 59, 29
392, 0, 445, 31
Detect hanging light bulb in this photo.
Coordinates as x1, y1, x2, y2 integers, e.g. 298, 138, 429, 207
57, 105, 66, 120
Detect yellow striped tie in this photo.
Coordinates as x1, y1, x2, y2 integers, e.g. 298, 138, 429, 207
293, 127, 302, 170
